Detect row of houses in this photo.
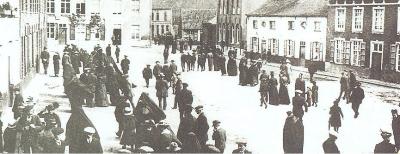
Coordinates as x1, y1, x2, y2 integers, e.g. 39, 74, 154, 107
240, 0, 400, 79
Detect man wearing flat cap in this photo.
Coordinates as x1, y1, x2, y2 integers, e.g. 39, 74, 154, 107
142, 64, 153, 88
153, 61, 163, 79
232, 139, 251, 154
349, 81, 364, 118
121, 55, 130, 74
194, 105, 210, 147
176, 83, 193, 119
18, 105, 44, 153
374, 130, 397, 153
292, 90, 308, 119
156, 73, 169, 110
38, 104, 61, 128
322, 130, 340, 153
212, 120, 226, 153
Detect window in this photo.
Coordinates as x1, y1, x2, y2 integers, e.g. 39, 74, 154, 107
261, 21, 267, 28
335, 8, 346, 32
156, 25, 159, 35
371, 41, 384, 68
47, 23, 55, 38
131, 25, 140, 40
397, 45, 400, 71
76, 3, 85, 15
268, 39, 279, 55
398, 7, 400, 34
164, 12, 168, 21
70, 25, 75, 40
288, 21, 294, 30
372, 7, 385, 33
47, 0, 54, 13
61, 0, 70, 13
333, 38, 344, 64
156, 12, 159, 21
251, 37, 259, 52
132, 0, 140, 13
314, 21, 321, 32
166, 25, 169, 32
253, 20, 258, 29
152, 12, 154, 21
311, 42, 323, 61
350, 40, 366, 66
269, 21, 276, 30
284, 40, 295, 57
161, 25, 164, 34
352, 8, 363, 32
219, 0, 223, 14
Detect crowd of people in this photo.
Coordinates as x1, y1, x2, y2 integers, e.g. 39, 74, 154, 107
1, 38, 399, 154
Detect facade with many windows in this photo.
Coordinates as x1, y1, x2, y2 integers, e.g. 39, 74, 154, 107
327, 0, 400, 79
151, 9, 173, 38
46, 0, 151, 50
246, 0, 328, 67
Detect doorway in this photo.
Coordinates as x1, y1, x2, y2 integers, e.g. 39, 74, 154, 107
113, 29, 122, 45
370, 42, 383, 79
59, 28, 67, 45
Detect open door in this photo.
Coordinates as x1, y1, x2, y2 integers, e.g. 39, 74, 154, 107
112, 29, 122, 45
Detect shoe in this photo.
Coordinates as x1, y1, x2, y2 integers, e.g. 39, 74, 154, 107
172, 107, 177, 109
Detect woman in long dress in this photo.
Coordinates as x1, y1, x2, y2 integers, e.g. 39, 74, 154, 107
238, 58, 248, 86
268, 71, 279, 105
279, 71, 291, 105
120, 107, 137, 151
95, 75, 110, 107
329, 100, 344, 132
227, 55, 238, 76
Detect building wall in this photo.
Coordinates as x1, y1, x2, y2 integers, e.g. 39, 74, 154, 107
247, 16, 328, 62
151, 9, 174, 37
46, 0, 151, 51
327, 0, 400, 77
217, 0, 242, 48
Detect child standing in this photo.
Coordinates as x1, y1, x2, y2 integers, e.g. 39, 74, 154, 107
329, 100, 344, 132
306, 86, 313, 107
312, 81, 319, 107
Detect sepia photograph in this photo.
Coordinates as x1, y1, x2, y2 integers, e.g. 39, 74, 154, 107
0, 0, 400, 153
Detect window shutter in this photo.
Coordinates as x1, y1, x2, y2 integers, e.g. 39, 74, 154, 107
310, 42, 314, 60
284, 40, 287, 56
320, 42, 324, 61
268, 39, 271, 52
360, 42, 366, 67
344, 41, 351, 64
275, 40, 279, 55
85, 25, 91, 40
55, 24, 59, 40
390, 44, 397, 70
330, 40, 335, 62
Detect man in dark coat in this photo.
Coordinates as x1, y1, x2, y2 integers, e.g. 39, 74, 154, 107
53, 53, 61, 77
79, 127, 103, 153
308, 62, 317, 81
283, 111, 304, 153
114, 98, 130, 137
374, 131, 397, 153
121, 55, 130, 74
392, 109, 400, 149
4, 120, 17, 153
177, 83, 193, 119
181, 53, 187, 72
348, 70, 357, 91
322, 131, 340, 153
173, 75, 183, 109
177, 106, 196, 143
220, 54, 227, 76
155, 74, 169, 110
142, 64, 153, 88
349, 82, 364, 118
169, 60, 178, 76
212, 120, 226, 153
295, 73, 306, 97
71, 51, 81, 74
106, 44, 112, 56
80, 50, 90, 69
153, 61, 162, 79
259, 70, 269, 108
80, 68, 97, 107
38, 104, 62, 128
239, 57, 248, 86
12, 88, 24, 119
41, 48, 50, 74
292, 90, 308, 119
18, 106, 44, 153
194, 105, 210, 147
115, 45, 120, 63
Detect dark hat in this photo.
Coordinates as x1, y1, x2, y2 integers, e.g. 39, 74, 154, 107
46, 105, 55, 111
286, 111, 293, 116
156, 61, 160, 63
195, 105, 204, 110
124, 55, 128, 57
212, 120, 221, 126
381, 131, 392, 138
14, 87, 20, 91
52, 127, 65, 136
146, 64, 151, 66
52, 102, 60, 109
170, 60, 175, 62
356, 81, 361, 86
182, 83, 188, 87
392, 109, 398, 114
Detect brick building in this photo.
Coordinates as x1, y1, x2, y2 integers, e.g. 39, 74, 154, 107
327, 0, 400, 79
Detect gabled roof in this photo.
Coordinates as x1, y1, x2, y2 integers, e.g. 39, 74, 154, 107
182, 9, 216, 29
247, 0, 329, 17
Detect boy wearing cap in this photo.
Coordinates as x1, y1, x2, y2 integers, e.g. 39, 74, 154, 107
322, 130, 340, 153
374, 130, 397, 153
232, 139, 251, 154
212, 120, 226, 153
349, 81, 364, 118
80, 127, 103, 153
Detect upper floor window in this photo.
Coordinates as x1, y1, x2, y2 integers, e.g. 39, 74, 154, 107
253, 20, 258, 29
47, 0, 55, 13
156, 12, 160, 21
270, 21, 276, 30
61, 0, 70, 13
314, 21, 321, 32
372, 7, 385, 33
352, 8, 363, 32
132, 0, 140, 13
131, 25, 140, 40
288, 21, 294, 30
335, 8, 346, 32
284, 40, 295, 57
76, 3, 85, 15
164, 12, 168, 21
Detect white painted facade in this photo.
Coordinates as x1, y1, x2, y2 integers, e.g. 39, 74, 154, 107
151, 9, 174, 37
246, 16, 327, 61
46, 0, 152, 51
